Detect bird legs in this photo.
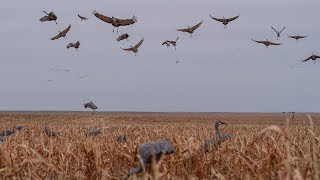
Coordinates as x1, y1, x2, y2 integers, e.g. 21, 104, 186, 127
92, 109, 95, 115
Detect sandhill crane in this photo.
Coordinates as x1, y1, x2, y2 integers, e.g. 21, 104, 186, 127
87, 129, 101, 136
116, 135, 127, 143
51, 25, 71, 40
202, 120, 232, 152
302, 54, 320, 63
67, 41, 80, 51
0, 137, 4, 142
289, 35, 308, 40
83, 101, 98, 115
93, 10, 137, 33
162, 37, 179, 50
177, 21, 203, 38
251, 39, 281, 47
0, 125, 23, 137
116, 33, 130, 41
271, 26, 286, 39
209, 14, 239, 28
78, 14, 88, 21
44, 127, 58, 137
129, 140, 175, 176
121, 38, 144, 56
40, 11, 58, 24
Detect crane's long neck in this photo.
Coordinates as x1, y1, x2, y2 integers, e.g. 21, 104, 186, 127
215, 124, 221, 140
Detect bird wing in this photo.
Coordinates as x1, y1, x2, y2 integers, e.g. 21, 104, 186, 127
209, 14, 224, 22
162, 41, 169, 45
226, 15, 239, 22
66, 43, 73, 48
271, 26, 278, 34
118, 17, 137, 26
302, 56, 312, 62
75, 41, 80, 46
279, 27, 286, 34
62, 25, 71, 34
51, 32, 62, 40
251, 39, 266, 44
48, 11, 57, 18
190, 21, 203, 31
315, 55, 320, 59
93, 10, 113, 23
269, 41, 281, 45
78, 14, 87, 20
177, 27, 190, 32
133, 38, 144, 49
39, 16, 51, 22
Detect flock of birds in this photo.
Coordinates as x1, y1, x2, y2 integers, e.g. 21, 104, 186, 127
0, 119, 231, 176
39, 10, 320, 63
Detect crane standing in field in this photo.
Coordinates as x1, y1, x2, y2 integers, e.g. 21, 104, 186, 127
129, 140, 175, 176
83, 101, 98, 115
202, 120, 232, 152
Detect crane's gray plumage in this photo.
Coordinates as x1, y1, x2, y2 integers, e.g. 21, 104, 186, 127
67, 41, 80, 51
87, 129, 101, 136
116, 33, 130, 41
129, 140, 175, 176
83, 101, 98, 115
44, 127, 57, 137
0, 137, 4, 143
0, 125, 23, 137
202, 120, 232, 153
40, 11, 58, 24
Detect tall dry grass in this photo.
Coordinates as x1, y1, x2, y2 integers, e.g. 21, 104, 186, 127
0, 112, 319, 179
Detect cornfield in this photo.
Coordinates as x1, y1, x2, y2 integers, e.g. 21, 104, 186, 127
0, 112, 319, 179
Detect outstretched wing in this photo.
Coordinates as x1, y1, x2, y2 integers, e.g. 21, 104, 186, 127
78, 14, 88, 20
62, 25, 71, 34
39, 16, 51, 22
302, 56, 312, 62
93, 10, 113, 23
190, 21, 203, 31
226, 15, 239, 22
251, 39, 266, 44
271, 26, 278, 34
51, 32, 62, 40
209, 14, 224, 22
48, 11, 57, 18
133, 38, 144, 49
162, 40, 169, 45
269, 41, 281, 45
177, 27, 189, 32
279, 27, 286, 34
118, 16, 137, 26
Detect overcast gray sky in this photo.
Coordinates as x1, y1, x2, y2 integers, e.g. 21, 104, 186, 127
0, 0, 320, 112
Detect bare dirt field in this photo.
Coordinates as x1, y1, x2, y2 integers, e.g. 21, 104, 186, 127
0, 112, 319, 179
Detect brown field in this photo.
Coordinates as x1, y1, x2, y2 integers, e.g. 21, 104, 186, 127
0, 112, 319, 179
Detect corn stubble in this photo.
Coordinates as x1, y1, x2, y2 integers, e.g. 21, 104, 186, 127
0, 113, 319, 179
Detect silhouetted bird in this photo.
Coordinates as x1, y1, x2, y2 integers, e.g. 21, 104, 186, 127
83, 101, 98, 115
302, 54, 320, 63
0, 137, 4, 142
162, 37, 179, 50
116, 135, 127, 143
202, 120, 232, 152
87, 129, 101, 136
44, 127, 57, 137
289, 35, 308, 40
177, 21, 203, 38
93, 10, 137, 33
129, 140, 175, 176
78, 14, 88, 21
40, 11, 58, 24
176, 60, 180, 64
0, 129, 16, 137
251, 39, 281, 47
67, 41, 80, 51
51, 25, 71, 40
271, 26, 286, 39
121, 38, 144, 56
209, 14, 239, 28
116, 33, 130, 41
